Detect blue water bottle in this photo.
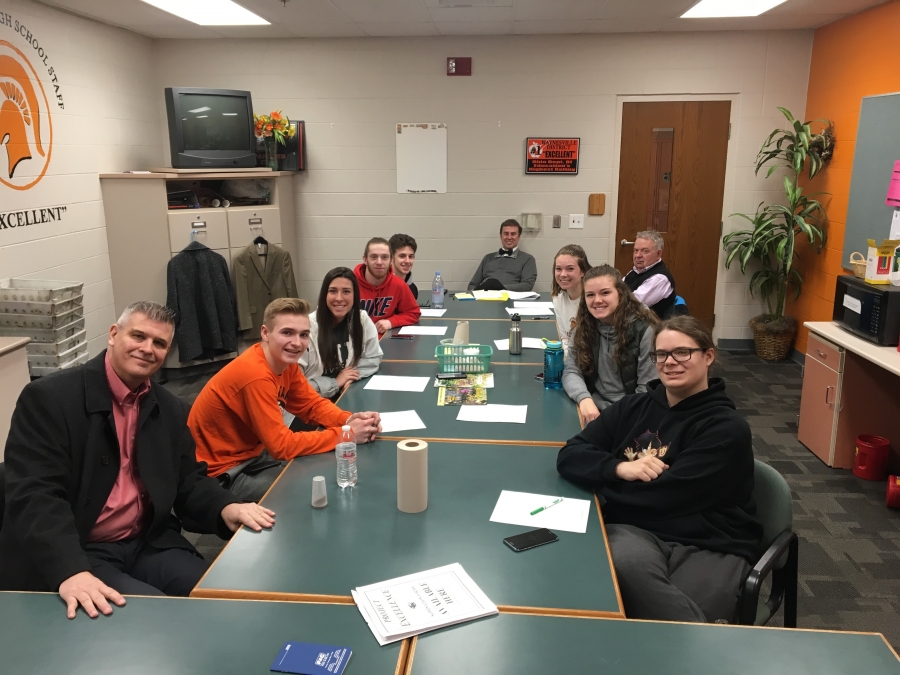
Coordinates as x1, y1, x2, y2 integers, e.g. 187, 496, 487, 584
542, 339, 564, 390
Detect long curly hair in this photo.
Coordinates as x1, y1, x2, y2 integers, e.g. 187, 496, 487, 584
316, 267, 363, 373
573, 265, 660, 377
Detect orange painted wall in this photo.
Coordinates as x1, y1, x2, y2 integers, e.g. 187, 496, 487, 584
791, 0, 900, 353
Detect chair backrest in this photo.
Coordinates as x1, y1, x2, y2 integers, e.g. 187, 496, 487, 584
752, 459, 793, 548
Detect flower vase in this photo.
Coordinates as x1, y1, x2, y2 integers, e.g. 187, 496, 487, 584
264, 137, 279, 170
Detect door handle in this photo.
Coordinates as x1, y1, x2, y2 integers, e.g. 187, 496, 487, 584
620, 239, 635, 247
816, 349, 827, 360
825, 385, 834, 405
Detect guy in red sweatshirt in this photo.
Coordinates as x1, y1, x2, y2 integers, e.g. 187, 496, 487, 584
354, 237, 421, 334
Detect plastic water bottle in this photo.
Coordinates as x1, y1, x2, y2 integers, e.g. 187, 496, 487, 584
336, 425, 357, 488
432, 271, 444, 308
543, 339, 564, 390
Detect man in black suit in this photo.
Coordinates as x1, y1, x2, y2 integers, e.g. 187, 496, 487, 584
0, 301, 275, 619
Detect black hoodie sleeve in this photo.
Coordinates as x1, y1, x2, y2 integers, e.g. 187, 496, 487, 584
557, 401, 626, 486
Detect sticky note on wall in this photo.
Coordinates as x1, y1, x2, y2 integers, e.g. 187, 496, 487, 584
886, 160, 900, 207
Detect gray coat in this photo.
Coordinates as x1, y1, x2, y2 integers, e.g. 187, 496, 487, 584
467, 250, 537, 292
166, 242, 237, 363
562, 321, 656, 411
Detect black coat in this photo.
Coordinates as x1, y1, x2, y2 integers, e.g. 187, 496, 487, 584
167, 242, 237, 362
0, 351, 239, 592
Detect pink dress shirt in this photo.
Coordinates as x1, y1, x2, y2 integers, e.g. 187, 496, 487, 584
88, 355, 152, 543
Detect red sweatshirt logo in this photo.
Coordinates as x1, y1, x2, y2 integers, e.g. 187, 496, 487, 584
360, 297, 393, 317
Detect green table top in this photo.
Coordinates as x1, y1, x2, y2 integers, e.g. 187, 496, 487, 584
195, 441, 622, 618
422, 294, 555, 321
0, 592, 405, 675
408, 613, 900, 675
340, 361, 579, 444
382, 321, 558, 364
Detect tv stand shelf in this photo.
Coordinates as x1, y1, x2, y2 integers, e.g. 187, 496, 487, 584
100, 170, 297, 369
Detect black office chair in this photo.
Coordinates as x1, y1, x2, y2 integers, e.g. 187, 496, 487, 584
737, 460, 799, 627
0, 462, 5, 531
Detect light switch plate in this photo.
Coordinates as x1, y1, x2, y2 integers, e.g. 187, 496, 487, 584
569, 214, 584, 229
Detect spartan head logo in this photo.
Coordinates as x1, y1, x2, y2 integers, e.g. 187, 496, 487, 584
0, 40, 52, 190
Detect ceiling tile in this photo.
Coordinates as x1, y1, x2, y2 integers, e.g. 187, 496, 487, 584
280, 22, 369, 37
330, 0, 434, 22
358, 22, 440, 35
436, 20, 514, 34
211, 24, 297, 38
513, 19, 609, 34
428, 7, 514, 21
237, 0, 353, 23
124, 24, 226, 39
512, 0, 612, 22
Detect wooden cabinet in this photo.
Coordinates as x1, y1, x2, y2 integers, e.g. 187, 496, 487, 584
100, 169, 296, 369
798, 333, 844, 466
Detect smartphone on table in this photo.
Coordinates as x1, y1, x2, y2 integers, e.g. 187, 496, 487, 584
503, 528, 559, 552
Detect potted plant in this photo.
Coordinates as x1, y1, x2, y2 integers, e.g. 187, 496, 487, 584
723, 107, 834, 361
253, 110, 296, 170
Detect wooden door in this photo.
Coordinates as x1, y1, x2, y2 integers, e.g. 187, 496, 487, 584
615, 101, 731, 329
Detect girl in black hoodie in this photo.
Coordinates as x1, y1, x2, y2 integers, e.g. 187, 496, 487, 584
557, 316, 762, 623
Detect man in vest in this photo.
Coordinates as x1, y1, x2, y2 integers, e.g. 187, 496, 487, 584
623, 231, 682, 320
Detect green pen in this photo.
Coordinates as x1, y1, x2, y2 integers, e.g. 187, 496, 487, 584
530, 497, 563, 516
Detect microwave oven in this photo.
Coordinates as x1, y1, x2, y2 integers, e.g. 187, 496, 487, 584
832, 275, 900, 346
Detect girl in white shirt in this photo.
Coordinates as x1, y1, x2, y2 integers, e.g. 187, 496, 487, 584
551, 244, 592, 352
302, 267, 383, 398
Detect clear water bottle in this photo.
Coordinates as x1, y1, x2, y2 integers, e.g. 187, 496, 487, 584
336, 425, 357, 488
543, 339, 564, 390
432, 271, 444, 309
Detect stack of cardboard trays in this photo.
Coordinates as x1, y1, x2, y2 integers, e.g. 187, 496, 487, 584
0, 279, 88, 377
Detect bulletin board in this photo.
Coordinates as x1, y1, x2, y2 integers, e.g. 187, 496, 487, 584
843, 93, 900, 268
396, 123, 447, 194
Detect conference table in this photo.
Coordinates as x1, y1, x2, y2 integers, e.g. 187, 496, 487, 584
0, 591, 407, 675
420, 293, 556, 321
404, 612, 900, 675
381, 320, 555, 364
192, 440, 621, 616
335, 361, 580, 445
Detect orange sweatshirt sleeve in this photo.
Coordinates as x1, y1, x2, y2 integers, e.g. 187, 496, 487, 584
236, 376, 349, 461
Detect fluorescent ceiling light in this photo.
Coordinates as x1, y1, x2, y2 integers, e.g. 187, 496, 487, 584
187, 106, 211, 113
139, 0, 269, 26
682, 0, 788, 18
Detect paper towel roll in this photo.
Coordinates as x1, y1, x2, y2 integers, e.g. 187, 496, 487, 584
453, 321, 470, 345
397, 439, 428, 513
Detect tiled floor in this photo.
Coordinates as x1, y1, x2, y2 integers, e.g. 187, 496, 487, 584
170, 351, 900, 648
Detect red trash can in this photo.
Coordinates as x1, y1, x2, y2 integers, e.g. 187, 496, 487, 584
888, 476, 900, 509
853, 435, 890, 481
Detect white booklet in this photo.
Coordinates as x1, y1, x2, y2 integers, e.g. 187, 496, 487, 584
351, 563, 497, 645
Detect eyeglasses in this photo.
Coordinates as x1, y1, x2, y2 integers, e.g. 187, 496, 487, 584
650, 348, 705, 364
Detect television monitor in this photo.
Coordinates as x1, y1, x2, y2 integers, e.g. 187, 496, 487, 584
164, 87, 257, 169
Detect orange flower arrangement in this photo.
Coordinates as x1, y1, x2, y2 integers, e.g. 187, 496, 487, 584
253, 110, 296, 145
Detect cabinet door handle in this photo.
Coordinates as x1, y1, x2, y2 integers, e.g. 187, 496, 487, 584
825, 385, 834, 405
816, 349, 827, 360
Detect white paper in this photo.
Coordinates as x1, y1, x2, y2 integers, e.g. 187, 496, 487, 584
505, 291, 540, 300
891, 209, 900, 240
472, 290, 506, 300
364, 375, 431, 392
457, 404, 527, 424
489, 490, 592, 534
843, 294, 862, 314
378, 410, 426, 433
493, 338, 546, 351
506, 307, 554, 317
398, 326, 448, 335
513, 301, 554, 308
419, 308, 447, 317
352, 563, 498, 645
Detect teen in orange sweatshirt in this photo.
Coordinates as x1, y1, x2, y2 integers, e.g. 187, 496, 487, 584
189, 298, 381, 501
